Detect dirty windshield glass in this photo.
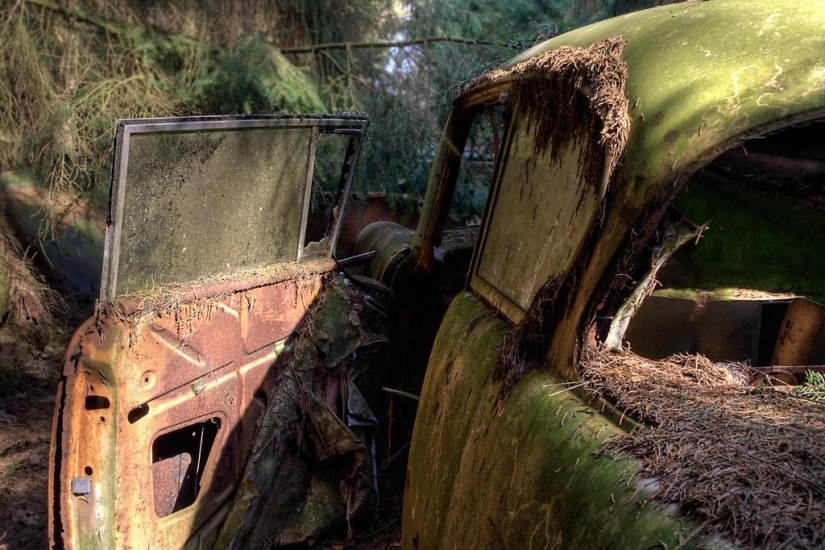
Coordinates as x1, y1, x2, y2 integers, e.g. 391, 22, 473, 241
102, 117, 367, 300
112, 125, 310, 296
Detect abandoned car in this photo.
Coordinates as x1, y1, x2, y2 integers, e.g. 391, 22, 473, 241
47, 115, 397, 548
49, 0, 825, 548
354, 1, 825, 548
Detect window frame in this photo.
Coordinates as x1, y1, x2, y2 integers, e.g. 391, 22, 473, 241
466, 104, 608, 324
101, 115, 367, 302
409, 85, 510, 272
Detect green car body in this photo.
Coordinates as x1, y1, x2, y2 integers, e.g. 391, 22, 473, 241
355, 1, 825, 547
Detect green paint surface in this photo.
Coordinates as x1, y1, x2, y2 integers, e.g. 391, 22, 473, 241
403, 4, 825, 546
672, 171, 825, 301
404, 292, 715, 549
508, 1, 825, 208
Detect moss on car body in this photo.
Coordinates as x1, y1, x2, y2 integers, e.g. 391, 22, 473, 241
405, 292, 714, 549
401, 1, 825, 548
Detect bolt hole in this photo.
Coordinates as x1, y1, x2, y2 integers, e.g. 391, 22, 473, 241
84, 466, 93, 476
140, 371, 157, 389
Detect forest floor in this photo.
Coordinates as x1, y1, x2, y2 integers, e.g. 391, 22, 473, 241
0, 319, 70, 550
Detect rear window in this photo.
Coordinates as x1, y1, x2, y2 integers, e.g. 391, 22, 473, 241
471, 115, 600, 320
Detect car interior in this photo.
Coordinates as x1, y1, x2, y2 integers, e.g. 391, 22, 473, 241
625, 121, 825, 377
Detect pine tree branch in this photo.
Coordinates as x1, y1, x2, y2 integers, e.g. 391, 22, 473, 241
281, 37, 496, 55
23, 0, 127, 35
23, 0, 205, 50
318, 50, 378, 94
23, 2, 503, 57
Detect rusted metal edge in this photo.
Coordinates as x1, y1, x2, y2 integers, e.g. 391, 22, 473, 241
103, 257, 336, 318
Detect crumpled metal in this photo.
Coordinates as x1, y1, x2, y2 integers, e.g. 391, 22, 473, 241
213, 272, 388, 549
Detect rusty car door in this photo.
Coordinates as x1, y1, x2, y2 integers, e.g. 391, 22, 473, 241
48, 115, 368, 549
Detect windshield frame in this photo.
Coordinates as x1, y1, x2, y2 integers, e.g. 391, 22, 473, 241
101, 115, 368, 302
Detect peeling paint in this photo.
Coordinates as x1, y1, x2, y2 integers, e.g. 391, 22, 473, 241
757, 13, 782, 37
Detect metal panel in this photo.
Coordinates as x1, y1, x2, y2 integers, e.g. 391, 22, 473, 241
51, 262, 331, 549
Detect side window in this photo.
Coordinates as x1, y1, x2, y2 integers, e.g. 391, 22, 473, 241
102, 117, 367, 301
303, 131, 359, 257
470, 114, 601, 322
448, 106, 505, 226
435, 105, 506, 293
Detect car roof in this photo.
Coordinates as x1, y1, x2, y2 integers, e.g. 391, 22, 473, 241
480, 0, 825, 208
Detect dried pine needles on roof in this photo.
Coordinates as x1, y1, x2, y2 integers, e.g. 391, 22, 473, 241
465, 36, 630, 189
581, 348, 825, 548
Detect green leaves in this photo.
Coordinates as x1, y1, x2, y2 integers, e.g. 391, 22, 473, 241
192, 36, 325, 115
795, 370, 825, 403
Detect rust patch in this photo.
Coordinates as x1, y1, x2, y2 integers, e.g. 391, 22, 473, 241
49, 260, 392, 547
50, 269, 326, 548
